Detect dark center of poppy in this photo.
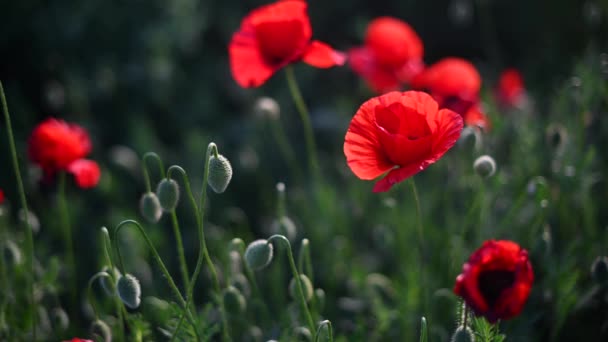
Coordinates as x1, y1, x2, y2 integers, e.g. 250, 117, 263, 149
478, 270, 515, 308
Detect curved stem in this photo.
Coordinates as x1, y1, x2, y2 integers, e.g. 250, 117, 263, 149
113, 220, 200, 340
142, 154, 190, 290
315, 320, 333, 342
0, 81, 36, 339
268, 234, 315, 333
101, 227, 125, 341
58, 172, 77, 312
285, 66, 319, 182
87, 271, 112, 319
419, 317, 428, 342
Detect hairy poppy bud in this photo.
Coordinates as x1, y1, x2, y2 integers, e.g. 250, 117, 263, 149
244, 239, 273, 271
156, 178, 180, 212
208, 154, 233, 193
289, 274, 313, 302
51, 307, 69, 331
139, 192, 162, 223
591, 256, 608, 285
117, 273, 142, 309
473, 155, 496, 178
91, 319, 112, 342
451, 326, 475, 342
254, 96, 280, 120
294, 326, 312, 341
100, 266, 121, 296
223, 285, 247, 314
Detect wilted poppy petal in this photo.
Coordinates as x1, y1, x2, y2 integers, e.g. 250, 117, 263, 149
67, 159, 101, 189
302, 40, 346, 68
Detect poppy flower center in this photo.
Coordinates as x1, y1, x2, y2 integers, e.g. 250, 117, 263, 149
255, 20, 307, 65
478, 270, 515, 307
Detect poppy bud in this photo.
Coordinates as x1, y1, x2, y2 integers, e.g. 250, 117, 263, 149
254, 96, 280, 120
139, 192, 162, 223
591, 256, 608, 285
450, 326, 475, 342
473, 155, 496, 178
142, 296, 171, 325
208, 154, 233, 194
156, 178, 180, 212
223, 285, 247, 314
117, 273, 142, 309
51, 307, 70, 331
271, 216, 297, 242
289, 274, 313, 302
315, 288, 326, 312
294, 326, 312, 341
90, 319, 112, 342
244, 239, 273, 271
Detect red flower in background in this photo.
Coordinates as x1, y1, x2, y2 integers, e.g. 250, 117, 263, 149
454, 240, 534, 323
344, 91, 463, 192
229, 0, 346, 88
496, 68, 526, 108
412, 57, 490, 130
63, 339, 93, 342
0, 189, 4, 204
28, 118, 101, 189
349, 17, 424, 93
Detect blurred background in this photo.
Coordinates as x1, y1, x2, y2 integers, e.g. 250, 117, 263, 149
1, 0, 607, 341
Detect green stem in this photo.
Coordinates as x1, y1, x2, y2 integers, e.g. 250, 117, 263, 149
58, 172, 77, 313
113, 220, 200, 340
86, 271, 112, 319
315, 320, 333, 342
268, 234, 315, 333
268, 119, 303, 182
285, 66, 319, 182
0, 81, 36, 339
142, 153, 191, 291
419, 317, 428, 342
409, 179, 424, 247
101, 227, 125, 341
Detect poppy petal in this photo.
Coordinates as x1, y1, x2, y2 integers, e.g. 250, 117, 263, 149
428, 108, 464, 158
344, 96, 394, 180
67, 159, 101, 189
229, 23, 280, 88
302, 40, 346, 68
372, 160, 432, 192
348, 47, 402, 92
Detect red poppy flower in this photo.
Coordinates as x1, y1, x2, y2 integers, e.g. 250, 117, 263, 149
454, 240, 534, 323
496, 68, 525, 107
62, 339, 93, 342
464, 105, 491, 131
344, 91, 463, 192
348, 17, 424, 93
67, 159, 101, 189
229, 0, 346, 88
0, 189, 4, 204
28, 118, 101, 188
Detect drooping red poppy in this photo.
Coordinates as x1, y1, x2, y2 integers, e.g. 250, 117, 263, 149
28, 118, 101, 189
496, 68, 525, 108
348, 17, 424, 93
344, 91, 463, 192
229, 0, 346, 88
454, 240, 534, 323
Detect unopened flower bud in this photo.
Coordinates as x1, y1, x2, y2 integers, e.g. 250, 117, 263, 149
223, 285, 247, 314
254, 96, 280, 120
591, 256, 608, 285
244, 239, 273, 271
140, 192, 162, 223
294, 326, 312, 341
208, 154, 233, 193
51, 307, 69, 331
473, 155, 496, 178
91, 319, 112, 342
289, 274, 313, 302
156, 178, 180, 212
117, 273, 142, 309
451, 326, 475, 342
